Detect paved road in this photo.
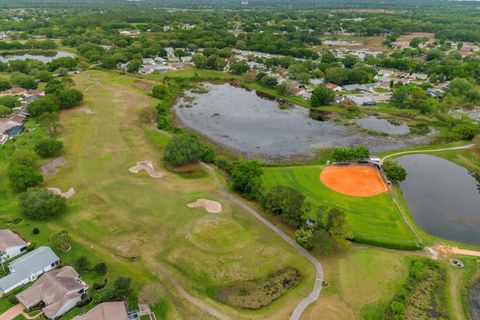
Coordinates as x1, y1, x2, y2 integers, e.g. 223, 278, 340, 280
381, 144, 475, 163
223, 190, 324, 320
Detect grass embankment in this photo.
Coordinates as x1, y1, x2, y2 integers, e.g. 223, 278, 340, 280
262, 165, 418, 249
0, 70, 317, 320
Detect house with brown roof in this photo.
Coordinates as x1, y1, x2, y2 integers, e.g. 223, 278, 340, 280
73, 301, 128, 320
325, 83, 343, 92
16, 266, 87, 319
0, 229, 28, 262
0, 87, 27, 97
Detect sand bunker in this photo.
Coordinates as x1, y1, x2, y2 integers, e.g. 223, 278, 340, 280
81, 107, 95, 114
320, 165, 388, 197
40, 157, 66, 175
129, 161, 164, 178
48, 187, 75, 199
187, 199, 222, 213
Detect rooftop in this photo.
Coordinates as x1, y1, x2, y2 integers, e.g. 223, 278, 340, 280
0, 246, 59, 293
0, 229, 27, 252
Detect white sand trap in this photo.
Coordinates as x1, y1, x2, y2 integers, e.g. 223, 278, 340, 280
48, 187, 76, 199
187, 199, 222, 213
129, 161, 164, 178
81, 107, 95, 114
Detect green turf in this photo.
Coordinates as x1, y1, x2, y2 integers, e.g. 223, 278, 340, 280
0, 70, 316, 319
262, 165, 417, 248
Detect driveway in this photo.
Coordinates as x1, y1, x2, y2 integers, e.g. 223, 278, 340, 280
0, 304, 23, 320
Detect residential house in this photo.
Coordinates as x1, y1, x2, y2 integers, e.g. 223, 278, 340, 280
24, 89, 45, 99
333, 95, 345, 104
372, 94, 392, 103
138, 65, 172, 74
119, 30, 140, 36
390, 41, 409, 49
427, 87, 447, 98
309, 78, 324, 86
16, 266, 87, 319
0, 87, 27, 97
346, 95, 376, 107
0, 230, 28, 262
325, 83, 342, 92
342, 84, 366, 92
0, 246, 60, 295
410, 73, 429, 81
73, 301, 128, 320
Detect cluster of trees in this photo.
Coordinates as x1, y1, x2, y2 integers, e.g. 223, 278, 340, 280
0, 96, 20, 117
310, 85, 335, 107
7, 152, 43, 192
34, 138, 64, 158
75, 255, 108, 276
382, 161, 407, 183
28, 79, 83, 117
295, 208, 352, 254
19, 188, 67, 220
164, 133, 215, 166
90, 277, 133, 305
324, 66, 376, 86
332, 146, 370, 162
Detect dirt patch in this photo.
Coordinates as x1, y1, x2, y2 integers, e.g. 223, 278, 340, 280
187, 199, 222, 213
134, 81, 153, 91
48, 187, 75, 199
40, 157, 66, 175
320, 165, 388, 197
81, 107, 95, 114
215, 268, 303, 309
429, 245, 480, 259
397, 32, 435, 42
129, 160, 164, 178
139, 284, 164, 305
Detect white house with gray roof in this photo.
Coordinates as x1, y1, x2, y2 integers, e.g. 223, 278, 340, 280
0, 229, 28, 262
0, 246, 59, 295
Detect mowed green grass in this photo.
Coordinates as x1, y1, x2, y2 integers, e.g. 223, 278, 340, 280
262, 165, 417, 248
43, 70, 315, 319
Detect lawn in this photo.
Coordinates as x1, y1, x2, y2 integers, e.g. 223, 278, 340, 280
0, 70, 316, 320
262, 165, 418, 249
302, 245, 411, 320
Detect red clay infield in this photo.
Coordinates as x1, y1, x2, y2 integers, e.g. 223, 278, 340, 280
320, 165, 388, 197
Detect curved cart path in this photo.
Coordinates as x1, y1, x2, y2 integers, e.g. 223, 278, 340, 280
223, 189, 324, 320
381, 144, 475, 163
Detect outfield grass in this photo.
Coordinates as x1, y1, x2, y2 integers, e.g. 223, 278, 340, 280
262, 165, 418, 248
0, 70, 317, 320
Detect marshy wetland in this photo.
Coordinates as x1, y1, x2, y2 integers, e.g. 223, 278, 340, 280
173, 83, 429, 159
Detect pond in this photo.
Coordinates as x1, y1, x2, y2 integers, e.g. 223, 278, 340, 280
470, 282, 480, 320
0, 51, 75, 63
173, 83, 414, 159
397, 154, 480, 245
355, 116, 410, 135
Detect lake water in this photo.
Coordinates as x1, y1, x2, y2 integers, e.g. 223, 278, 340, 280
355, 116, 410, 135
173, 83, 412, 159
470, 282, 480, 320
397, 154, 480, 245
0, 51, 75, 63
